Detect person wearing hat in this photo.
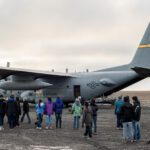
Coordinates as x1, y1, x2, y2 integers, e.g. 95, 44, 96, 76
53, 97, 64, 128
44, 97, 53, 129
0, 95, 6, 130
6, 95, 18, 129
72, 98, 82, 129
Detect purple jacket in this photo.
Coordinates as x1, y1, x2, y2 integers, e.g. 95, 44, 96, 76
45, 100, 53, 115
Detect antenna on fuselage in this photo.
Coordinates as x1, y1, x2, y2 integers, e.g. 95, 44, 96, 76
66, 68, 68, 73
7, 62, 10, 68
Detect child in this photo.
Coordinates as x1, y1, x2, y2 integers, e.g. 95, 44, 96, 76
35, 99, 45, 129
45, 97, 53, 129
82, 102, 93, 139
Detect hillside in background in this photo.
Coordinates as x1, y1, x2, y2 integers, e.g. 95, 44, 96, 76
110, 91, 150, 106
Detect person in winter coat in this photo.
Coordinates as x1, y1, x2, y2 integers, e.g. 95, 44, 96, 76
0, 95, 6, 131
132, 96, 141, 141
114, 96, 124, 129
6, 95, 18, 129
82, 102, 93, 139
53, 97, 64, 128
120, 96, 134, 143
45, 97, 53, 129
16, 97, 21, 126
72, 98, 82, 129
91, 99, 98, 134
21, 98, 31, 124
35, 99, 45, 129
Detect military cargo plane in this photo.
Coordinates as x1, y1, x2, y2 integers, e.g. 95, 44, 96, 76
0, 23, 150, 105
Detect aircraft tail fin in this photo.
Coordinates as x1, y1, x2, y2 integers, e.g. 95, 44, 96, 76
131, 23, 150, 69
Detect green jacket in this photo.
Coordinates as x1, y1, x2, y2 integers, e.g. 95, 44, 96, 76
72, 103, 82, 117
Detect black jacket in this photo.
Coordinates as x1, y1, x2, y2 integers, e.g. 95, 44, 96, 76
0, 99, 6, 114
133, 103, 141, 121
6, 100, 18, 115
16, 101, 21, 115
120, 102, 134, 122
23, 101, 29, 112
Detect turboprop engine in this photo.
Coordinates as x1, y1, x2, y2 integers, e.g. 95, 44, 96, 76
0, 75, 51, 90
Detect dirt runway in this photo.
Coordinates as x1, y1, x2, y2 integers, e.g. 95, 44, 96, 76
0, 106, 150, 150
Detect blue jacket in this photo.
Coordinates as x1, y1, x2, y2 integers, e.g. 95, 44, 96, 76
115, 99, 124, 114
53, 98, 64, 114
36, 102, 45, 115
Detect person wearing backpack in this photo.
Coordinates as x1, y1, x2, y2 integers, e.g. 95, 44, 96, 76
114, 96, 124, 129
53, 97, 64, 128
72, 98, 82, 129
120, 96, 134, 143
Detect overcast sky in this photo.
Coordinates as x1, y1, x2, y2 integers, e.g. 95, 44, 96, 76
0, 0, 150, 90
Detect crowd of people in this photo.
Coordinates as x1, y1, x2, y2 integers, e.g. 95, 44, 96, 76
114, 95, 141, 143
0, 95, 98, 140
0, 93, 142, 142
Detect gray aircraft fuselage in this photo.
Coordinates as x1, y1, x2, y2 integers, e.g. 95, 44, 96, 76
40, 70, 140, 103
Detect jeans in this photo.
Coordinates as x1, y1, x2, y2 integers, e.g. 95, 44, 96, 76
92, 115, 97, 132
21, 112, 31, 123
46, 115, 52, 127
123, 122, 133, 140
37, 113, 43, 128
132, 121, 141, 140
116, 113, 123, 128
84, 125, 92, 138
55, 113, 62, 128
0, 114, 4, 126
73, 116, 80, 129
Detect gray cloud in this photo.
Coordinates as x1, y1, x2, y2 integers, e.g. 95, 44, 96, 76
0, 0, 150, 90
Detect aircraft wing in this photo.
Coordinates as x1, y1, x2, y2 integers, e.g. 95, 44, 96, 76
0, 67, 74, 90
0, 67, 74, 79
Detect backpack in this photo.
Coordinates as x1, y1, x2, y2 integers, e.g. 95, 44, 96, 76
55, 103, 62, 114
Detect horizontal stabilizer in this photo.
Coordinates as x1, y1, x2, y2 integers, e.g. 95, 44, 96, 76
132, 67, 150, 76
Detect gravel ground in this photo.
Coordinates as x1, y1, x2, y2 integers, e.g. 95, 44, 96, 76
0, 106, 150, 150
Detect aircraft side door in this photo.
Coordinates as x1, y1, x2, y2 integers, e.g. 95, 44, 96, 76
73, 85, 81, 99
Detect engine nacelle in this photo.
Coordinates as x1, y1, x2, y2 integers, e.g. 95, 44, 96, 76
0, 80, 52, 90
